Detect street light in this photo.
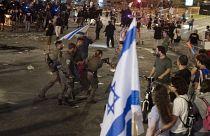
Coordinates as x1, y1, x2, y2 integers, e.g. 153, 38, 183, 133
137, 0, 141, 8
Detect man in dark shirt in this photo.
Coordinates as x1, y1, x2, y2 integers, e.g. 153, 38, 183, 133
188, 29, 201, 53
154, 24, 163, 46
104, 21, 116, 48
175, 55, 191, 86
0, 5, 5, 31
189, 30, 200, 45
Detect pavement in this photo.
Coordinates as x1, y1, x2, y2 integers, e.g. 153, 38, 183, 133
0, 16, 210, 136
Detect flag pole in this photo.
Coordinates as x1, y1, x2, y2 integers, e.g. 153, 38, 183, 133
132, 112, 138, 136
132, 16, 139, 136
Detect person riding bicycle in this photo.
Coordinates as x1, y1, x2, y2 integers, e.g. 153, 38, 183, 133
149, 46, 172, 84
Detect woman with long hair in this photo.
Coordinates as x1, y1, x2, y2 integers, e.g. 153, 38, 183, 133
155, 77, 189, 136
146, 84, 172, 136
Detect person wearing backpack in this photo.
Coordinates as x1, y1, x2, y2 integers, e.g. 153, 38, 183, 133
194, 79, 210, 135
155, 77, 190, 136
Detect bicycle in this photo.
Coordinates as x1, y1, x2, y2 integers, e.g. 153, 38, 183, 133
140, 75, 156, 123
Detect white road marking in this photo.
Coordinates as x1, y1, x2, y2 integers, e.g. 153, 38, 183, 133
90, 44, 107, 48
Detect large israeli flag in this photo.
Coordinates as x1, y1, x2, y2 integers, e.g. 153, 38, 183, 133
60, 25, 89, 40
100, 18, 144, 136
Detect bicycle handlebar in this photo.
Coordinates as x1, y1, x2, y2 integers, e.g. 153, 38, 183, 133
139, 75, 156, 82
139, 75, 168, 87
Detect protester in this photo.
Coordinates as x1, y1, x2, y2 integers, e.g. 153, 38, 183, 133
188, 15, 194, 31
55, 14, 63, 40
24, 12, 32, 32
175, 55, 191, 86
188, 29, 202, 55
162, 31, 170, 52
149, 46, 172, 84
194, 79, 210, 135
104, 21, 116, 48
154, 23, 163, 46
172, 25, 181, 52
45, 20, 54, 51
155, 77, 189, 136
95, 17, 103, 40
0, 4, 5, 31
192, 54, 209, 92
146, 84, 172, 136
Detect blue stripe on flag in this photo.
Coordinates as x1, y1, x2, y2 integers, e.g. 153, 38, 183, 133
126, 119, 132, 136
131, 91, 140, 105
120, 26, 136, 57
106, 91, 139, 136
66, 27, 84, 40
64, 27, 80, 39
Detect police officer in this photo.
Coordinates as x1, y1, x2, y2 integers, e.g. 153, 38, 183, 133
38, 40, 63, 100
57, 42, 77, 105
86, 49, 104, 103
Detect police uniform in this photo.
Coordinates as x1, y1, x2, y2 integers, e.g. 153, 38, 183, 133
86, 55, 103, 103
57, 51, 75, 104
39, 49, 61, 99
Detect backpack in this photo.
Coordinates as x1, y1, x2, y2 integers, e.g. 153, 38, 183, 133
179, 97, 196, 135
201, 98, 210, 130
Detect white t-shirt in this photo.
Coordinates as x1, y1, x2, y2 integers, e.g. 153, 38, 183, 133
171, 94, 188, 133
146, 105, 169, 136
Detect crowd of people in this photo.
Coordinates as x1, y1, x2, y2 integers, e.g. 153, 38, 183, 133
0, 1, 102, 32
146, 45, 210, 136
32, 2, 210, 135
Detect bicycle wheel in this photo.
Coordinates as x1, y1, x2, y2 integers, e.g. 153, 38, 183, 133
142, 101, 149, 124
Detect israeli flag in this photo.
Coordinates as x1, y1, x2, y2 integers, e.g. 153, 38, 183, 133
60, 25, 89, 40
100, 18, 144, 136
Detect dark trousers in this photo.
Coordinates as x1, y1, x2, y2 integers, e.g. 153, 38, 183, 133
95, 30, 100, 39
106, 36, 114, 48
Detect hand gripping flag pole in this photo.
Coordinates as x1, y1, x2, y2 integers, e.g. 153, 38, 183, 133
100, 18, 144, 136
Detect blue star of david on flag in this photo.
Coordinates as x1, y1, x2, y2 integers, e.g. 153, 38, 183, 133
107, 82, 120, 115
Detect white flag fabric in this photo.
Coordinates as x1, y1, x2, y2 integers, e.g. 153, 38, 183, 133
100, 18, 144, 136
59, 25, 89, 40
